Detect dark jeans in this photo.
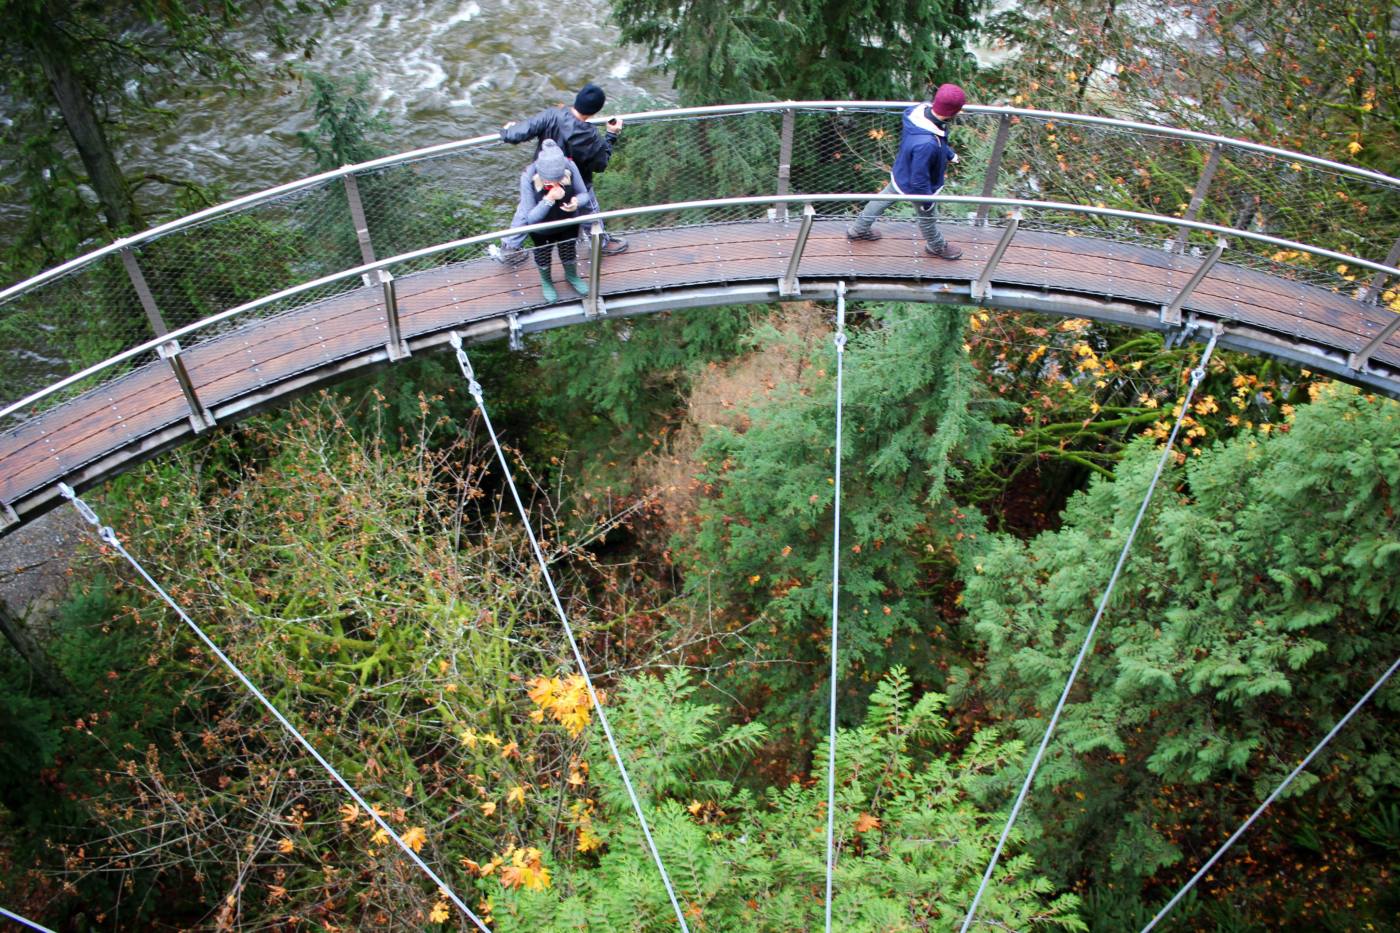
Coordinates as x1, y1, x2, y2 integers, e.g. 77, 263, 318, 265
529, 225, 579, 269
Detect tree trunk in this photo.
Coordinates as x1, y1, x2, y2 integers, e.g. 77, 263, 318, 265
0, 598, 70, 697
29, 23, 142, 234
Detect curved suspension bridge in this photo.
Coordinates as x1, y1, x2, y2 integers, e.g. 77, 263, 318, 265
0, 102, 1397, 538
2, 101, 1399, 933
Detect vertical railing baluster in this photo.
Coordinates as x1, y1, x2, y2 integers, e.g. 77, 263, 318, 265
1357, 235, 1400, 304
344, 167, 378, 282
157, 341, 215, 433
776, 107, 795, 223
976, 113, 1013, 227
971, 211, 1021, 300
586, 224, 606, 317
378, 270, 409, 360
1162, 237, 1227, 326
779, 203, 816, 297
119, 247, 170, 338
1171, 142, 1223, 254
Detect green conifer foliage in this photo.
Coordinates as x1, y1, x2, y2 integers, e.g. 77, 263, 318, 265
489, 667, 1083, 931
611, 0, 985, 104
680, 305, 1006, 722
956, 385, 1400, 889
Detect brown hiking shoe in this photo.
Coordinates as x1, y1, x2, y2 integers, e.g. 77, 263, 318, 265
925, 242, 963, 260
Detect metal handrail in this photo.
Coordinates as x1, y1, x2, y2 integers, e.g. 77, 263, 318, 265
5, 191, 1396, 423
3, 101, 1397, 304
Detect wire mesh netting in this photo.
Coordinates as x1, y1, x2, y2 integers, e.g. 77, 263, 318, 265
2, 103, 1396, 435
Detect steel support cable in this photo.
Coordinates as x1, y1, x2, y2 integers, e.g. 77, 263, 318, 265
959, 330, 1219, 933
448, 333, 692, 932
823, 283, 849, 933
55, 485, 490, 933
0, 906, 57, 933
1142, 654, 1400, 932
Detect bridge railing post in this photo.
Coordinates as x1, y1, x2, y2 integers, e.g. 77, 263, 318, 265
378, 270, 410, 360
119, 247, 170, 338
775, 107, 795, 223
1162, 237, 1227, 326
975, 114, 1012, 228
586, 223, 606, 317
971, 211, 1021, 300
779, 203, 816, 297
343, 173, 378, 285
1170, 142, 1223, 253
157, 340, 215, 433
1357, 235, 1400, 305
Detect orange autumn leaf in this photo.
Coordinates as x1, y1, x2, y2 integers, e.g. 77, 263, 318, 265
853, 812, 881, 833
498, 846, 551, 891
277, 837, 295, 854
401, 826, 428, 853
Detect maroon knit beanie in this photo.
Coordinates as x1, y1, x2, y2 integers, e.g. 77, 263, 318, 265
932, 84, 966, 119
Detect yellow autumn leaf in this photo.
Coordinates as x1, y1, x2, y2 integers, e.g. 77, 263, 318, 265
401, 826, 428, 853
338, 803, 360, 824
507, 785, 528, 808
481, 801, 498, 817
429, 900, 451, 923
277, 837, 295, 854
371, 827, 390, 845
577, 826, 604, 853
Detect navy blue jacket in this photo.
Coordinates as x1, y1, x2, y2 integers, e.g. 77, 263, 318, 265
890, 104, 956, 196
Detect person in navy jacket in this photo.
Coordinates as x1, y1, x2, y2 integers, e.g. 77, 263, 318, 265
847, 84, 966, 260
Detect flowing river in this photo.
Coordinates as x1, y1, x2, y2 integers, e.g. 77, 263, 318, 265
0, 0, 674, 249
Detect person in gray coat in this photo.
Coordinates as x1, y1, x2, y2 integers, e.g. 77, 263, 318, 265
510, 140, 592, 302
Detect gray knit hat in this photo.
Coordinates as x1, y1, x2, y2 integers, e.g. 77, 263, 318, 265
535, 139, 569, 182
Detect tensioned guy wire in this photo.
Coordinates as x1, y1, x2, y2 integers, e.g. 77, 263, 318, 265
959, 330, 1219, 932
823, 283, 848, 933
1142, 654, 1400, 932
0, 905, 58, 933
57, 485, 490, 933
449, 333, 692, 932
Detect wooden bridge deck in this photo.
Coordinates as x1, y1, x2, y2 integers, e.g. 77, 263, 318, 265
2, 218, 1397, 533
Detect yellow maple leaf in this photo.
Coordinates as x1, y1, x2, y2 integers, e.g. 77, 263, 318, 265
371, 827, 390, 845
577, 826, 603, 853
401, 826, 428, 853
429, 900, 451, 923
498, 847, 552, 891
277, 837, 295, 854
507, 785, 528, 808
338, 803, 359, 824
480, 801, 498, 817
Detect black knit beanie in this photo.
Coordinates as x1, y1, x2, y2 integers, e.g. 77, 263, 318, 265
574, 83, 606, 116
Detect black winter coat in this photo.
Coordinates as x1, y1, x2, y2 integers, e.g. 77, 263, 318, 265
501, 106, 618, 187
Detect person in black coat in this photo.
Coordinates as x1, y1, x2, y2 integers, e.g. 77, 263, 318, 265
492, 83, 629, 264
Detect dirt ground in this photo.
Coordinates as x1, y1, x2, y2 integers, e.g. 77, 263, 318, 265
0, 506, 85, 619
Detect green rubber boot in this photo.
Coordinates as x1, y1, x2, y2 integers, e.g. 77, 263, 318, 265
562, 263, 589, 297
538, 267, 558, 303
